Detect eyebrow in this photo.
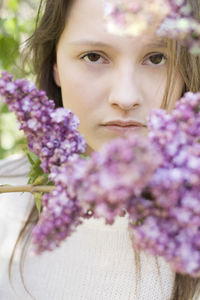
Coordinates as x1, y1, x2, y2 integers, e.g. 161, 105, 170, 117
68, 39, 167, 49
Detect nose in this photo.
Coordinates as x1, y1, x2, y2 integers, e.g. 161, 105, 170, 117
108, 68, 143, 111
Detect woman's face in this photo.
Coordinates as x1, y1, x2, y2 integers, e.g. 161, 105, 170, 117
54, 0, 184, 155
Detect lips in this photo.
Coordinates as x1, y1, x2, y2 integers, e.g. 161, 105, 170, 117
102, 120, 147, 127
101, 120, 147, 135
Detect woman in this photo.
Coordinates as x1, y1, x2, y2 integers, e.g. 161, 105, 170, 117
0, 0, 200, 299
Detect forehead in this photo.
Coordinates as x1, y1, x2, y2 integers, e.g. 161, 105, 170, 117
62, 0, 166, 49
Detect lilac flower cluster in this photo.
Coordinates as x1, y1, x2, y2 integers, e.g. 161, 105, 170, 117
103, 0, 169, 36
0, 72, 86, 173
32, 176, 84, 253
158, 0, 200, 55
128, 92, 200, 277
32, 137, 161, 253
32, 154, 87, 253
1, 70, 200, 277
103, 0, 200, 54
32, 91, 200, 277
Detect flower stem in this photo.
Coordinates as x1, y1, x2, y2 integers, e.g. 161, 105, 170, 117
0, 185, 55, 194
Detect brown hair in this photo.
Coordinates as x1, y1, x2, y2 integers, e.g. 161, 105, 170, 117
9, 0, 200, 299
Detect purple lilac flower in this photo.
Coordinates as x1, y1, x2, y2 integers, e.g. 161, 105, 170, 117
1, 70, 200, 277
66, 135, 161, 224
128, 92, 200, 277
32, 137, 161, 253
103, 0, 200, 54
0, 72, 86, 173
32, 90, 200, 276
158, 0, 200, 55
32, 181, 84, 254
103, 0, 170, 36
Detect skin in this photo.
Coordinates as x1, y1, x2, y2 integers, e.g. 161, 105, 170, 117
54, 0, 184, 155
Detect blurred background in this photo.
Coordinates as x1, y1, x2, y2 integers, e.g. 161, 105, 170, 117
0, 0, 40, 159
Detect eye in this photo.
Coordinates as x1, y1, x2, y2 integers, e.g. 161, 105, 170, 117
80, 52, 108, 64
144, 53, 167, 66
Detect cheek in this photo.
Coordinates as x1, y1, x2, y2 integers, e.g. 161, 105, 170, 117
141, 69, 168, 108
57, 62, 107, 141
57, 57, 108, 118
58, 66, 95, 113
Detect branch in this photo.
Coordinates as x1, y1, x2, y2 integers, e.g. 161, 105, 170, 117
0, 185, 55, 194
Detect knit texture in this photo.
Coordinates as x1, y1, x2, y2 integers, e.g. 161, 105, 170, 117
0, 155, 175, 300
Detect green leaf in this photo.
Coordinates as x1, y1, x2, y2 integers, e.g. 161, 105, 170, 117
80, 154, 89, 160
6, 0, 19, 12
27, 153, 44, 184
4, 18, 19, 38
33, 192, 42, 215
26, 151, 40, 166
0, 35, 19, 69
33, 174, 49, 186
26, 151, 54, 187
0, 103, 9, 114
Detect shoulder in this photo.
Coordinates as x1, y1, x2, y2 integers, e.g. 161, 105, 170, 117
0, 154, 34, 259
0, 155, 34, 299
0, 154, 34, 221
0, 154, 30, 179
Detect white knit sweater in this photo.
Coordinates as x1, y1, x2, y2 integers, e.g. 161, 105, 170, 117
0, 155, 176, 300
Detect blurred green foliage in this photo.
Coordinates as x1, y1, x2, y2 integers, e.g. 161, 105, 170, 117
0, 0, 39, 159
